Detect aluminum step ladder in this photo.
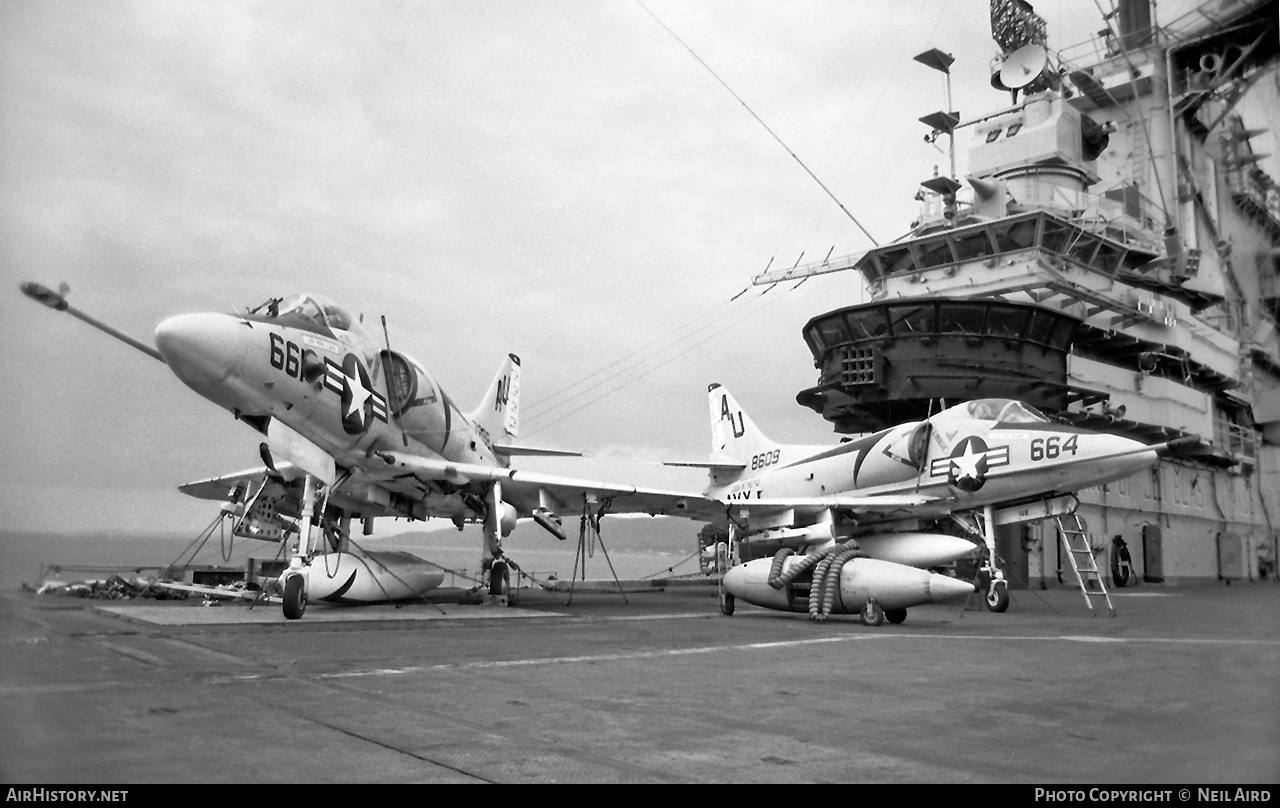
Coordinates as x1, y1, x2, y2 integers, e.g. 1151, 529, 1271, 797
1055, 513, 1115, 617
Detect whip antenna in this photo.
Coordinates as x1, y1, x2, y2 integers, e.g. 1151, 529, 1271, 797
636, 0, 878, 246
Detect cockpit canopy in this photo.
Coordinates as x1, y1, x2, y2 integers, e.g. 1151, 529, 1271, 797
249, 293, 370, 343
943, 398, 1050, 425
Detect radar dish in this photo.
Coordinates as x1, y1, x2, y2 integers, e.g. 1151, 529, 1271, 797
998, 44, 1049, 90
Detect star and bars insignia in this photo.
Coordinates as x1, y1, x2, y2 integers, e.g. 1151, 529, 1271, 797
322, 354, 388, 434
929, 436, 1010, 493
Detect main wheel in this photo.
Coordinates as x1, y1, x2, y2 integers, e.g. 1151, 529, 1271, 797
282, 574, 306, 620
720, 591, 735, 616
489, 560, 509, 597
885, 608, 907, 624
1112, 564, 1131, 588
985, 579, 1010, 613
859, 599, 884, 626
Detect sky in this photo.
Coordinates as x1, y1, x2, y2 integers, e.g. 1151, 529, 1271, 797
2, 0, 1271, 537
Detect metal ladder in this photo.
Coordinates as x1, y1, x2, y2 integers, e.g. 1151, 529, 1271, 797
1055, 513, 1116, 617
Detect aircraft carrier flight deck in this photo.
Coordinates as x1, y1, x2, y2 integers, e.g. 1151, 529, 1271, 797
2, 581, 1276, 784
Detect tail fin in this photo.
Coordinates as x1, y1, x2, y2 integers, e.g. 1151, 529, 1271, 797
469, 354, 521, 444
707, 383, 778, 461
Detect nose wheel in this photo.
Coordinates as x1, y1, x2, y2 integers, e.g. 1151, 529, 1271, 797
859, 598, 884, 626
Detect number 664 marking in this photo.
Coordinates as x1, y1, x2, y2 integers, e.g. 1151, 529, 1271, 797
1030, 435, 1078, 461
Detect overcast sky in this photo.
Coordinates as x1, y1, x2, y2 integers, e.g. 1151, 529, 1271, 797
2, 0, 1269, 537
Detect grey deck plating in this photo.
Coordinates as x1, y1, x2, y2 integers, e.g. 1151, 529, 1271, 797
2, 583, 1277, 784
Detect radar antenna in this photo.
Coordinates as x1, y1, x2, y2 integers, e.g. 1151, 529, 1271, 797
996, 43, 1058, 100
988, 0, 1056, 101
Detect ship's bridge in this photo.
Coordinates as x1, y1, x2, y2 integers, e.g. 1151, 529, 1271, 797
852, 211, 1154, 296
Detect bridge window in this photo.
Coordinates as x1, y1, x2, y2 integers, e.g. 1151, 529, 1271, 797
989, 307, 1030, 341
953, 230, 996, 262
990, 217, 1038, 252
938, 303, 987, 336
911, 235, 955, 269
889, 304, 935, 336
1025, 308, 1058, 346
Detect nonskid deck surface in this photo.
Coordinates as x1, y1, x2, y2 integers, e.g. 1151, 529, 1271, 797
2, 583, 1277, 784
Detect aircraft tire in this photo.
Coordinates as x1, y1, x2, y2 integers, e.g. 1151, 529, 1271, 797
859, 599, 884, 627
720, 591, 735, 616
985, 580, 1010, 613
885, 608, 907, 624
283, 574, 306, 620
489, 560, 509, 598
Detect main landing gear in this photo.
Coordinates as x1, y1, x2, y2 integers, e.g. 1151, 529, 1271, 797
719, 591, 735, 616
282, 572, 307, 620
985, 577, 1010, 613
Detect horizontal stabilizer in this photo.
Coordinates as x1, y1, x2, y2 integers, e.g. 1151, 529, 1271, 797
665, 449, 748, 472
664, 459, 748, 472
492, 445, 582, 458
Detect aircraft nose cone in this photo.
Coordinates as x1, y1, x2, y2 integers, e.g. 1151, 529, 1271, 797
926, 573, 975, 603
154, 312, 245, 391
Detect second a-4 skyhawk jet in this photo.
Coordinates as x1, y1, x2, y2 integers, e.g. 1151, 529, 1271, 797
22, 282, 1190, 624
670, 385, 1193, 623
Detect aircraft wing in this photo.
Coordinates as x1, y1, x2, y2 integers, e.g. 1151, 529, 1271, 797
179, 464, 302, 502
179, 453, 726, 526
726, 493, 949, 512
181, 455, 948, 526
371, 449, 724, 520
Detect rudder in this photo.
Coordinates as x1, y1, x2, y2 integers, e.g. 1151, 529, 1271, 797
470, 353, 521, 444
707, 383, 777, 461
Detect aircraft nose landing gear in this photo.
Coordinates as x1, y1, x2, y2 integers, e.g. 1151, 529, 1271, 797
859, 598, 884, 626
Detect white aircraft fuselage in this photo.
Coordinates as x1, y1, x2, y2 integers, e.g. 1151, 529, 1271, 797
154, 300, 508, 523
690, 385, 1183, 621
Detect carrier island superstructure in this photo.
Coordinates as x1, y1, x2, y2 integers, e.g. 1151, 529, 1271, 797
751, 0, 1280, 587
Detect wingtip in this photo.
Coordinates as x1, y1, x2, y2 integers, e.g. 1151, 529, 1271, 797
20, 281, 69, 311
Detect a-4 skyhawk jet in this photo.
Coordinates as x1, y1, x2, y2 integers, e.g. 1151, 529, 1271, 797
672, 385, 1195, 623
20, 282, 702, 619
